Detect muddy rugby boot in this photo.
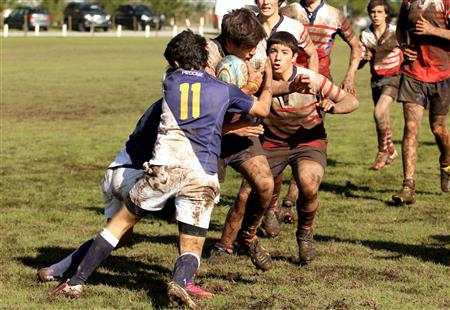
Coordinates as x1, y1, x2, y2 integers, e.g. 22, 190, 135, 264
297, 230, 316, 264
392, 180, 416, 205
441, 165, 450, 192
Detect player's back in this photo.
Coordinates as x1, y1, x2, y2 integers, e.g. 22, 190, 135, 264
150, 69, 254, 175
281, 2, 354, 77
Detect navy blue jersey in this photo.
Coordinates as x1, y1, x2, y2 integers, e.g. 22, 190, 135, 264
125, 99, 162, 168
149, 69, 254, 175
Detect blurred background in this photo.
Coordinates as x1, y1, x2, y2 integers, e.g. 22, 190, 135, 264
1, 0, 403, 33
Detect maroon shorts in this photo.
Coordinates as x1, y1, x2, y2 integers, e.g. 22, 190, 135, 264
371, 75, 400, 103
263, 141, 327, 178
397, 74, 449, 115
218, 135, 265, 182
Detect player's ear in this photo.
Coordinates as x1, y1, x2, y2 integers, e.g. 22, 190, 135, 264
174, 61, 181, 69
291, 52, 298, 64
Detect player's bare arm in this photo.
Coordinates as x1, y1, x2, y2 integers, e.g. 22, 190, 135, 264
304, 43, 319, 72
414, 16, 450, 40
249, 60, 273, 117
272, 73, 313, 95
318, 93, 359, 114
340, 36, 361, 95
223, 121, 264, 137
241, 61, 264, 95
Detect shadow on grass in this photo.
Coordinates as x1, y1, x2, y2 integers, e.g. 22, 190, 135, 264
18, 246, 171, 307
393, 139, 435, 146
319, 181, 437, 205
316, 235, 450, 266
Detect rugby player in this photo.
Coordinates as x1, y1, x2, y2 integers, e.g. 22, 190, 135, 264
359, 0, 402, 170
218, 31, 358, 265
49, 30, 274, 309
392, 0, 450, 204
206, 8, 312, 271
257, 0, 319, 72
263, 0, 362, 231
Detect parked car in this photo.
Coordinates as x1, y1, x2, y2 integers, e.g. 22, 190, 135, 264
63, 3, 111, 31
114, 4, 164, 30
4, 7, 51, 30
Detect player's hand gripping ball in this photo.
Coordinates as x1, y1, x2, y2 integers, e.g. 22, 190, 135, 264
216, 55, 249, 88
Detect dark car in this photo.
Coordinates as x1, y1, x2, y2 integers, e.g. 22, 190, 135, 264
63, 3, 111, 31
4, 7, 51, 30
114, 4, 164, 30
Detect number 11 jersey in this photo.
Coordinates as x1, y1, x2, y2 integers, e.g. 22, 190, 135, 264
149, 69, 255, 175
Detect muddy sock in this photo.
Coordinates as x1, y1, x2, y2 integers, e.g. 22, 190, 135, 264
297, 206, 318, 233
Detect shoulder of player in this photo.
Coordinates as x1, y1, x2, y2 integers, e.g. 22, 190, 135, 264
280, 15, 303, 28
387, 23, 397, 33
360, 26, 374, 41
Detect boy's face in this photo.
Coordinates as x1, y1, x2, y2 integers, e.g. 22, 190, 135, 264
369, 5, 388, 27
268, 43, 296, 75
257, 0, 279, 18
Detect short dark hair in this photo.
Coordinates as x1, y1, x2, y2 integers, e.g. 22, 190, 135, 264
221, 8, 266, 49
267, 31, 299, 54
367, 0, 391, 21
164, 30, 208, 70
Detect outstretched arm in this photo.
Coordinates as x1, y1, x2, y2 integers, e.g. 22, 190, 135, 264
340, 36, 361, 95
317, 93, 359, 114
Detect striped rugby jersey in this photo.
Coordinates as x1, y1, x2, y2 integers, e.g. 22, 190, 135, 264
281, 1, 355, 77
149, 69, 254, 175
360, 24, 403, 77
400, 0, 450, 82
270, 14, 314, 64
262, 65, 346, 147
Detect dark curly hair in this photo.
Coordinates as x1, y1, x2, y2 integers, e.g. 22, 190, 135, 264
220, 8, 266, 50
267, 31, 299, 55
164, 29, 208, 70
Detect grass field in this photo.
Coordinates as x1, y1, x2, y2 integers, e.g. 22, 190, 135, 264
1, 37, 449, 310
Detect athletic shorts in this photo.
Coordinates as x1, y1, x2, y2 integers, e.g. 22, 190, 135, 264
371, 75, 400, 103
264, 142, 327, 178
127, 165, 220, 229
102, 167, 144, 219
398, 75, 449, 115
218, 135, 265, 182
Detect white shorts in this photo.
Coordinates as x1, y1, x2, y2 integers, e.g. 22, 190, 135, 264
102, 167, 144, 219
128, 165, 220, 229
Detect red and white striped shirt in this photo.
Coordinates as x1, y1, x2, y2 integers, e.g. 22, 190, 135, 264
400, 0, 450, 82
360, 24, 403, 77
271, 14, 314, 60
263, 66, 346, 148
281, 1, 355, 77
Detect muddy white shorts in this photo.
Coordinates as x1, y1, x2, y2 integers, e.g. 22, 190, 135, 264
102, 167, 144, 219
128, 165, 220, 229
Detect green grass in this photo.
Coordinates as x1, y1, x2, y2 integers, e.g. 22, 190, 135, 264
1, 37, 449, 309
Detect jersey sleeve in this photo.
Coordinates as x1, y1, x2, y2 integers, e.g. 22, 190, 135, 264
297, 22, 313, 50
314, 72, 347, 102
226, 84, 255, 114
337, 11, 355, 43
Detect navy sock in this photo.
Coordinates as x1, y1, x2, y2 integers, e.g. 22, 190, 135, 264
68, 229, 118, 286
172, 253, 199, 288
49, 238, 94, 277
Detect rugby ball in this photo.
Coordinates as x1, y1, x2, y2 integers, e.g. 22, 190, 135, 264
216, 55, 248, 88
